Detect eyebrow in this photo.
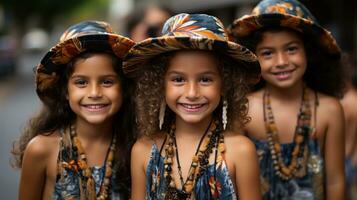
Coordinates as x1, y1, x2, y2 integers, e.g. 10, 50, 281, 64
257, 40, 302, 51
166, 70, 219, 76
70, 74, 118, 79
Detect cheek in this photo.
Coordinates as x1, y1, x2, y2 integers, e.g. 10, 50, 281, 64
109, 86, 123, 104
205, 85, 221, 103
257, 58, 270, 71
67, 86, 82, 102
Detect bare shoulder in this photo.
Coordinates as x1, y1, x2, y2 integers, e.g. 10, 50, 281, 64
341, 90, 357, 119
246, 89, 264, 119
24, 132, 61, 161
132, 136, 155, 154
247, 89, 263, 106
131, 133, 166, 157
224, 131, 257, 157
317, 93, 343, 115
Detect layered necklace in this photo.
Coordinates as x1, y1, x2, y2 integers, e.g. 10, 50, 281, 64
64, 125, 117, 200
263, 86, 312, 180
163, 119, 222, 199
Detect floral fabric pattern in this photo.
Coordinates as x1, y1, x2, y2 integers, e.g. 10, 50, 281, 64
252, 137, 325, 200
123, 13, 260, 82
52, 137, 123, 200
35, 20, 134, 105
228, 0, 340, 57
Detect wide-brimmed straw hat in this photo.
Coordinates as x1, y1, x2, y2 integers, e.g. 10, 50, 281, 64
228, 0, 340, 57
123, 13, 260, 81
35, 20, 135, 104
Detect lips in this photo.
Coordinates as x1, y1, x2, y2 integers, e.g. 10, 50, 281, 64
272, 69, 294, 80
82, 104, 109, 112
179, 103, 206, 113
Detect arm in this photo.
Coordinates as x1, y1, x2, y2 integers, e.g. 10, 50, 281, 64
19, 137, 48, 200
234, 136, 261, 200
324, 99, 345, 200
131, 139, 149, 200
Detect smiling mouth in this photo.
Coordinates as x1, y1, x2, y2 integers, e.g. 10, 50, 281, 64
82, 104, 109, 112
272, 70, 294, 80
179, 103, 206, 112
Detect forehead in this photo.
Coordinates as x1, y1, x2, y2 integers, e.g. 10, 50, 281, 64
167, 50, 220, 73
72, 53, 117, 75
257, 29, 303, 48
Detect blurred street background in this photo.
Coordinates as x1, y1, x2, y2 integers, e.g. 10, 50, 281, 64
0, 0, 356, 199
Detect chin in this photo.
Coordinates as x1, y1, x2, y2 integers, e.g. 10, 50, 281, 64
82, 116, 112, 125
178, 114, 210, 125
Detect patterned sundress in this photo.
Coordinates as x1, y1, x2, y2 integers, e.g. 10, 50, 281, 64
145, 142, 237, 199
52, 132, 125, 199
252, 137, 325, 200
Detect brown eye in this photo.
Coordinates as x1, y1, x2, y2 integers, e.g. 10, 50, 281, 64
74, 79, 87, 87
102, 79, 114, 87
172, 76, 185, 83
200, 76, 213, 84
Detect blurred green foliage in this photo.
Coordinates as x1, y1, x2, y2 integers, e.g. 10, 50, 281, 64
1, 0, 108, 32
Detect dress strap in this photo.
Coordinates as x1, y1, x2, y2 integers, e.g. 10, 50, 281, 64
158, 134, 167, 155
312, 90, 319, 138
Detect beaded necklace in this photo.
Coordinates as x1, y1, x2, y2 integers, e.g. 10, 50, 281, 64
163, 120, 221, 199
263, 87, 312, 180
68, 125, 117, 200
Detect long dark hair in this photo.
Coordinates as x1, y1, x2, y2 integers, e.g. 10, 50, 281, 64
11, 51, 136, 197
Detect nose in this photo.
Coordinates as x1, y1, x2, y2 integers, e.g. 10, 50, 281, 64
186, 82, 200, 100
88, 83, 102, 99
276, 52, 289, 67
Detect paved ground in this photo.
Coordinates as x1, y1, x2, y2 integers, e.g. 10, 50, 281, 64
0, 52, 41, 199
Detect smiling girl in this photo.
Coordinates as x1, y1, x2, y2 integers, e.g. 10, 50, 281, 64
124, 13, 262, 200
12, 21, 136, 199
228, 0, 345, 199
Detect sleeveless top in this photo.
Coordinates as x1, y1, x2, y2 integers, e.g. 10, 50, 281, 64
145, 143, 237, 199
252, 137, 325, 200
52, 132, 124, 200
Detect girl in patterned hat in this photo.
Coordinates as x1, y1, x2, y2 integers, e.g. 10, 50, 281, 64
125, 13, 262, 199
228, 0, 345, 199
11, 20, 136, 199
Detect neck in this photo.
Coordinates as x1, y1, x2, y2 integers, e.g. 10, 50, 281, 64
74, 118, 113, 142
265, 81, 304, 103
174, 116, 213, 140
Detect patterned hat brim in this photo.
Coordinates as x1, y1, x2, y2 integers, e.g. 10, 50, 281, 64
36, 33, 135, 104
229, 13, 341, 57
123, 36, 260, 82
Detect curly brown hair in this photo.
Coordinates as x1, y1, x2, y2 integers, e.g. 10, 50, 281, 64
233, 26, 346, 98
11, 51, 136, 197
134, 50, 254, 137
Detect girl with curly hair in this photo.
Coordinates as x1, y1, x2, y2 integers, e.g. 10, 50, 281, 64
228, 0, 345, 199
11, 21, 136, 199
124, 13, 262, 199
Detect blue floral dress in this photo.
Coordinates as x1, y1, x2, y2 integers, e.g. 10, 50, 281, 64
145, 143, 237, 199
252, 137, 325, 200
52, 133, 124, 200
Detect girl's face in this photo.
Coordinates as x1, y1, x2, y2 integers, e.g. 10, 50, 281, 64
67, 53, 122, 125
164, 51, 222, 125
255, 30, 307, 89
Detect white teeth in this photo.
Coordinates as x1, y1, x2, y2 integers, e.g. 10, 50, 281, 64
182, 104, 203, 109
85, 104, 106, 109
276, 72, 289, 75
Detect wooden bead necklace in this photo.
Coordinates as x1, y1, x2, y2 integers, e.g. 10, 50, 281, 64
69, 125, 117, 200
263, 87, 312, 180
163, 120, 220, 199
